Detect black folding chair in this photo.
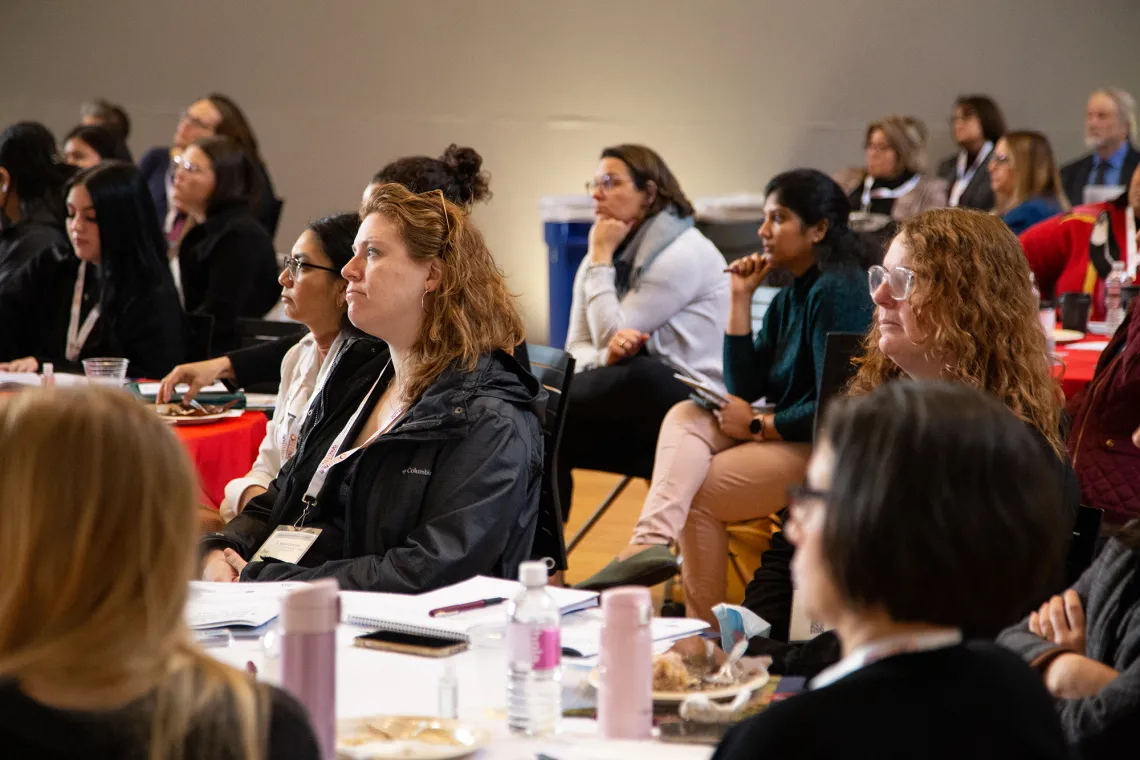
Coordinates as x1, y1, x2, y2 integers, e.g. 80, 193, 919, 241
1066, 505, 1104, 586
527, 344, 576, 572
813, 332, 865, 437
267, 197, 285, 238
236, 318, 307, 350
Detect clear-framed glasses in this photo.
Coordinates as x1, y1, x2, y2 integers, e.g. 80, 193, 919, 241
868, 264, 915, 301
990, 153, 1011, 166
284, 254, 341, 279
170, 154, 205, 175
585, 174, 630, 194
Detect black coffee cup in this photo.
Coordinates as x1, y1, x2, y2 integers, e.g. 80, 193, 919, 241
1059, 292, 1092, 332
1121, 285, 1140, 315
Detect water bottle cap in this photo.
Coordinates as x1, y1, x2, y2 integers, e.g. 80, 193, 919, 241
602, 587, 652, 624
280, 578, 340, 634
518, 560, 548, 587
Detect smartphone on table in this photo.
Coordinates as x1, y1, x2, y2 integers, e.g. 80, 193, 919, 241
354, 629, 468, 658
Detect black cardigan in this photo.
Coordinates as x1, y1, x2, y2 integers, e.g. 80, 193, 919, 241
0, 247, 184, 378
177, 204, 280, 355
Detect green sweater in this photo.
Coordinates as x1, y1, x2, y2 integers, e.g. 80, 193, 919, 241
724, 265, 873, 442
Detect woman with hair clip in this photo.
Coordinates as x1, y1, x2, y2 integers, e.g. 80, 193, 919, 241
578, 170, 874, 620
713, 382, 1070, 759
990, 130, 1070, 234
0, 161, 184, 377
200, 184, 544, 592
158, 144, 496, 402
0, 121, 72, 287
0, 387, 319, 759
724, 207, 1081, 678
172, 135, 280, 355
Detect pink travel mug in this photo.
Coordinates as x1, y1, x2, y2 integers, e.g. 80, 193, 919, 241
598, 587, 653, 739
281, 580, 340, 760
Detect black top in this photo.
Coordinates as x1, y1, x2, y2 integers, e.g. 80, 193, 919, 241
0, 679, 319, 760
177, 204, 280, 355
999, 530, 1140, 757
0, 247, 185, 378
847, 171, 915, 216
936, 150, 997, 211
202, 338, 547, 593
713, 643, 1067, 760
0, 211, 69, 290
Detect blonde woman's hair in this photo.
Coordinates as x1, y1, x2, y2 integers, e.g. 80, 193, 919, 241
866, 115, 930, 174
360, 183, 526, 404
0, 387, 270, 760
996, 130, 1070, 214
849, 208, 1065, 457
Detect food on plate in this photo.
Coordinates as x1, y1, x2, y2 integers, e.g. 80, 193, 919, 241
152, 401, 237, 418
652, 650, 700, 692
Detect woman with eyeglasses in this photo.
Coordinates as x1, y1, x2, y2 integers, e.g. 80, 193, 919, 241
712, 382, 1070, 760
578, 170, 874, 623
209, 213, 360, 522
727, 207, 1080, 679
989, 130, 1070, 234
934, 95, 1007, 211
558, 144, 730, 519
137, 93, 278, 236
171, 135, 280, 355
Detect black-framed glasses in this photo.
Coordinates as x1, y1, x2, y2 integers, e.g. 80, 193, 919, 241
585, 174, 630, 194
284, 254, 341, 279
869, 264, 915, 301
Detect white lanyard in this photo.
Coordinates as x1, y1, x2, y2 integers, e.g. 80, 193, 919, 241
810, 628, 962, 690
280, 333, 346, 463
860, 173, 922, 212
66, 262, 101, 362
299, 360, 404, 517
1127, 206, 1137, 279
948, 141, 993, 207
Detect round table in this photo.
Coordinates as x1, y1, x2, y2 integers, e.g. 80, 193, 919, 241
174, 412, 268, 507
1054, 337, 1109, 399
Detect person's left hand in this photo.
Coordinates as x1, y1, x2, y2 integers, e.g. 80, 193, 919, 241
1043, 653, 1119, 699
223, 548, 248, 578
605, 328, 649, 366
1029, 589, 1086, 654
0, 356, 39, 373
715, 395, 756, 441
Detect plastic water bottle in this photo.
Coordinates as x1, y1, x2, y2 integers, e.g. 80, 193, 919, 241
1106, 261, 1131, 332
506, 561, 561, 736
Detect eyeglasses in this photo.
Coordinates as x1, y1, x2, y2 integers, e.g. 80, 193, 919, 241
990, 153, 1011, 166
865, 142, 895, 154
585, 174, 631, 194
284, 255, 341, 279
170, 155, 206, 175
179, 110, 217, 132
869, 264, 915, 301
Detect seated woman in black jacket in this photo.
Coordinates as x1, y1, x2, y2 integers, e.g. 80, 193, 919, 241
713, 382, 1071, 760
0, 161, 184, 377
200, 183, 545, 592
172, 136, 279, 355
0, 122, 71, 289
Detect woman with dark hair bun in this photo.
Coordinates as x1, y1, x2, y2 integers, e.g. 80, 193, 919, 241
171, 135, 280, 355
364, 144, 491, 208
0, 161, 184, 377
578, 170, 874, 621
63, 124, 133, 168
0, 122, 72, 287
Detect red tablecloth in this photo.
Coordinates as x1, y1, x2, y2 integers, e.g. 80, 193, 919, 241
174, 412, 268, 508
1054, 337, 1108, 399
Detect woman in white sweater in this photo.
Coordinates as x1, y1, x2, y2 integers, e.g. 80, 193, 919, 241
219, 213, 358, 520
558, 144, 730, 518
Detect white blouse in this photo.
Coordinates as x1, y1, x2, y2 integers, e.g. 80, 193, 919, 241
219, 332, 339, 522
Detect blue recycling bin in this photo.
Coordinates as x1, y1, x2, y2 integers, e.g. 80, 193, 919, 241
542, 196, 595, 349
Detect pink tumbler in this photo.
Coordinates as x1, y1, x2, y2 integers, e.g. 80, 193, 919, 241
598, 587, 653, 739
281, 580, 340, 760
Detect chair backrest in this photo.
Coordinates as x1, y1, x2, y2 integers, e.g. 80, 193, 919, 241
1066, 504, 1104, 586
267, 197, 285, 238
237, 318, 307, 351
813, 332, 865, 438
185, 312, 215, 361
527, 344, 576, 572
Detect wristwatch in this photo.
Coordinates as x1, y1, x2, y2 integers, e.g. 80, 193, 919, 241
749, 414, 765, 440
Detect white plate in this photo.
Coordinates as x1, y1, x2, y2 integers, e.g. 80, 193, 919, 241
1054, 329, 1085, 344
149, 405, 245, 426
337, 716, 488, 760
587, 667, 770, 704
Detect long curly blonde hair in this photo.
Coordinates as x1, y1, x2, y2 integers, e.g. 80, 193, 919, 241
848, 208, 1064, 456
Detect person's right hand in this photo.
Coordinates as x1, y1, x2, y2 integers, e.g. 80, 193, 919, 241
726, 253, 773, 296
0, 356, 39, 373
202, 549, 239, 582
157, 356, 234, 404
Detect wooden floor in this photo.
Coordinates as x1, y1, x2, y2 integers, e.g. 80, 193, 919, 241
562, 470, 650, 585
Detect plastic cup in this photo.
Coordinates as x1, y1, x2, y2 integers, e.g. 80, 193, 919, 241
81, 357, 130, 387
467, 622, 508, 720
1059, 292, 1092, 332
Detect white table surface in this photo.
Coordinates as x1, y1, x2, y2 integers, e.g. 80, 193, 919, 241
207, 624, 714, 760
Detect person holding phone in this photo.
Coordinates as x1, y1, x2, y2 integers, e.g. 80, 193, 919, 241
578, 170, 874, 624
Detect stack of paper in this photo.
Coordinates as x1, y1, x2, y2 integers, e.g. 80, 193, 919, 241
185, 581, 309, 630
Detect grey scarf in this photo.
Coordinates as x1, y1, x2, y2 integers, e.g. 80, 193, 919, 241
613, 209, 694, 298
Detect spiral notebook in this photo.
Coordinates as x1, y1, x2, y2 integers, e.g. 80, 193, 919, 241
340, 576, 599, 641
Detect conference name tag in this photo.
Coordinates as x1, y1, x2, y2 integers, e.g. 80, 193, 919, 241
251, 526, 323, 564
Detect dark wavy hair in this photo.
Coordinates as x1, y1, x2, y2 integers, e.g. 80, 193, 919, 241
0, 122, 71, 226
67, 162, 173, 324
600, 144, 694, 219
954, 95, 1007, 144
372, 145, 491, 208
204, 93, 263, 167
192, 136, 260, 216
764, 169, 872, 270
64, 125, 132, 163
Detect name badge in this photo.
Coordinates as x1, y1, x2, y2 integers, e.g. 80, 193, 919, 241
251, 526, 323, 564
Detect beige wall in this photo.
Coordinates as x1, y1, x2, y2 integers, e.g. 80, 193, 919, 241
4, 0, 1138, 341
